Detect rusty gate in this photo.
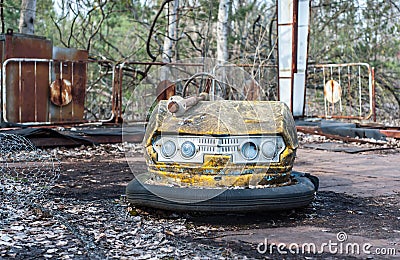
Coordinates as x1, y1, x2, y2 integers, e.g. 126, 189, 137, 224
305, 63, 375, 120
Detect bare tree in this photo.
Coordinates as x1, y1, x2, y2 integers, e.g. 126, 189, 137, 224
162, 0, 179, 63
19, 0, 36, 34
217, 0, 230, 62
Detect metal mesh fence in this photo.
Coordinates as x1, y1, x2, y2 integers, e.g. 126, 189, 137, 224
0, 134, 60, 223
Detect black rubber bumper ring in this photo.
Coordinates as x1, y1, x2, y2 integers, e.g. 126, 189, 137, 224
126, 171, 318, 212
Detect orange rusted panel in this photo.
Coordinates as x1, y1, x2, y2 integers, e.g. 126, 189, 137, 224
0, 32, 52, 123
50, 47, 88, 122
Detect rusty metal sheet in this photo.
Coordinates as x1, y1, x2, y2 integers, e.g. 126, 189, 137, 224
1, 33, 52, 123
302, 142, 393, 154
380, 130, 400, 139
0, 126, 145, 147
50, 47, 88, 122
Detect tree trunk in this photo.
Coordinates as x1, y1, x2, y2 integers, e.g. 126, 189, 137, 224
161, 0, 178, 82
162, 0, 179, 63
217, 0, 230, 63
19, 0, 36, 34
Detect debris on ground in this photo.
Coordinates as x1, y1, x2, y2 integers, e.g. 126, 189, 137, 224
0, 133, 399, 259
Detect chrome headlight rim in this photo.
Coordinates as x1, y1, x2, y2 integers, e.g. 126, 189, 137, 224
261, 140, 277, 159
180, 140, 196, 159
240, 141, 259, 160
161, 140, 177, 158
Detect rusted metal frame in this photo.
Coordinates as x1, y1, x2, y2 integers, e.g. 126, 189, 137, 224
372, 67, 376, 122
48, 60, 52, 122
85, 59, 113, 122
323, 66, 327, 118
59, 60, 63, 121
379, 130, 400, 139
112, 62, 124, 123
367, 65, 375, 121
296, 125, 386, 144
123, 61, 204, 66
308, 63, 374, 120
118, 64, 123, 122
291, 0, 298, 113
105, 62, 124, 123
2, 58, 107, 125
71, 62, 75, 118
121, 61, 277, 68
110, 64, 118, 123
358, 65, 362, 117
2, 58, 52, 124
34, 61, 37, 122
18, 61, 22, 122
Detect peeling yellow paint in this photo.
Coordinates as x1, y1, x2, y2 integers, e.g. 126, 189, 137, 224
143, 100, 298, 188
148, 169, 291, 188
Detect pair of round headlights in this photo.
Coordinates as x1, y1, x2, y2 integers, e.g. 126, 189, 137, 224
161, 140, 196, 158
241, 141, 277, 160
161, 139, 278, 161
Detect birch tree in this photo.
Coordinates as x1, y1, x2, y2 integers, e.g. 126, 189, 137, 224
162, 0, 179, 63
217, 0, 230, 63
19, 0, 36, 34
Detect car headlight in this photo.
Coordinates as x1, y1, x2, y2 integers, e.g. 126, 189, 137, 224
181, 141, 196, 158
161, 140, 176, 158
241, 141, 258, 160
261, 140, 276, 159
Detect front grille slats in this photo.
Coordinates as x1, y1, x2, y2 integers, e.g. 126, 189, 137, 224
197, 137, 239, 154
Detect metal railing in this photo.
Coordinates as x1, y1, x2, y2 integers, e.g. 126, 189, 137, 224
1, 58, 375, 125
1, 58, 116, 124
305, 63, 375, 120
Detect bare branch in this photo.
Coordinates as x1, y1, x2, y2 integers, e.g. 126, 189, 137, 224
87, 1, 109, 51
50, 15, 68, 47
146, 0, 173, 61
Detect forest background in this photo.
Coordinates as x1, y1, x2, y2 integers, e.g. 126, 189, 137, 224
2, 0, 400, 124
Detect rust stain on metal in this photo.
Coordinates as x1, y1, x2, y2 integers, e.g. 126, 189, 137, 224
111, 64, 124, 123
156, 80, 175, 101
50, 79, 72, 106
1, 33, 52, 123
50, 47, 88, 122
379, 130, 400, 139
324, 79, 342, 104
296, 125, 387, 144
308, 63, 375, 120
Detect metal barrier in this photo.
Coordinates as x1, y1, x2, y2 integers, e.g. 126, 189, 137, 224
3, 59, 374, 125
1, 58, 116, 124
305, 63, 375, 120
